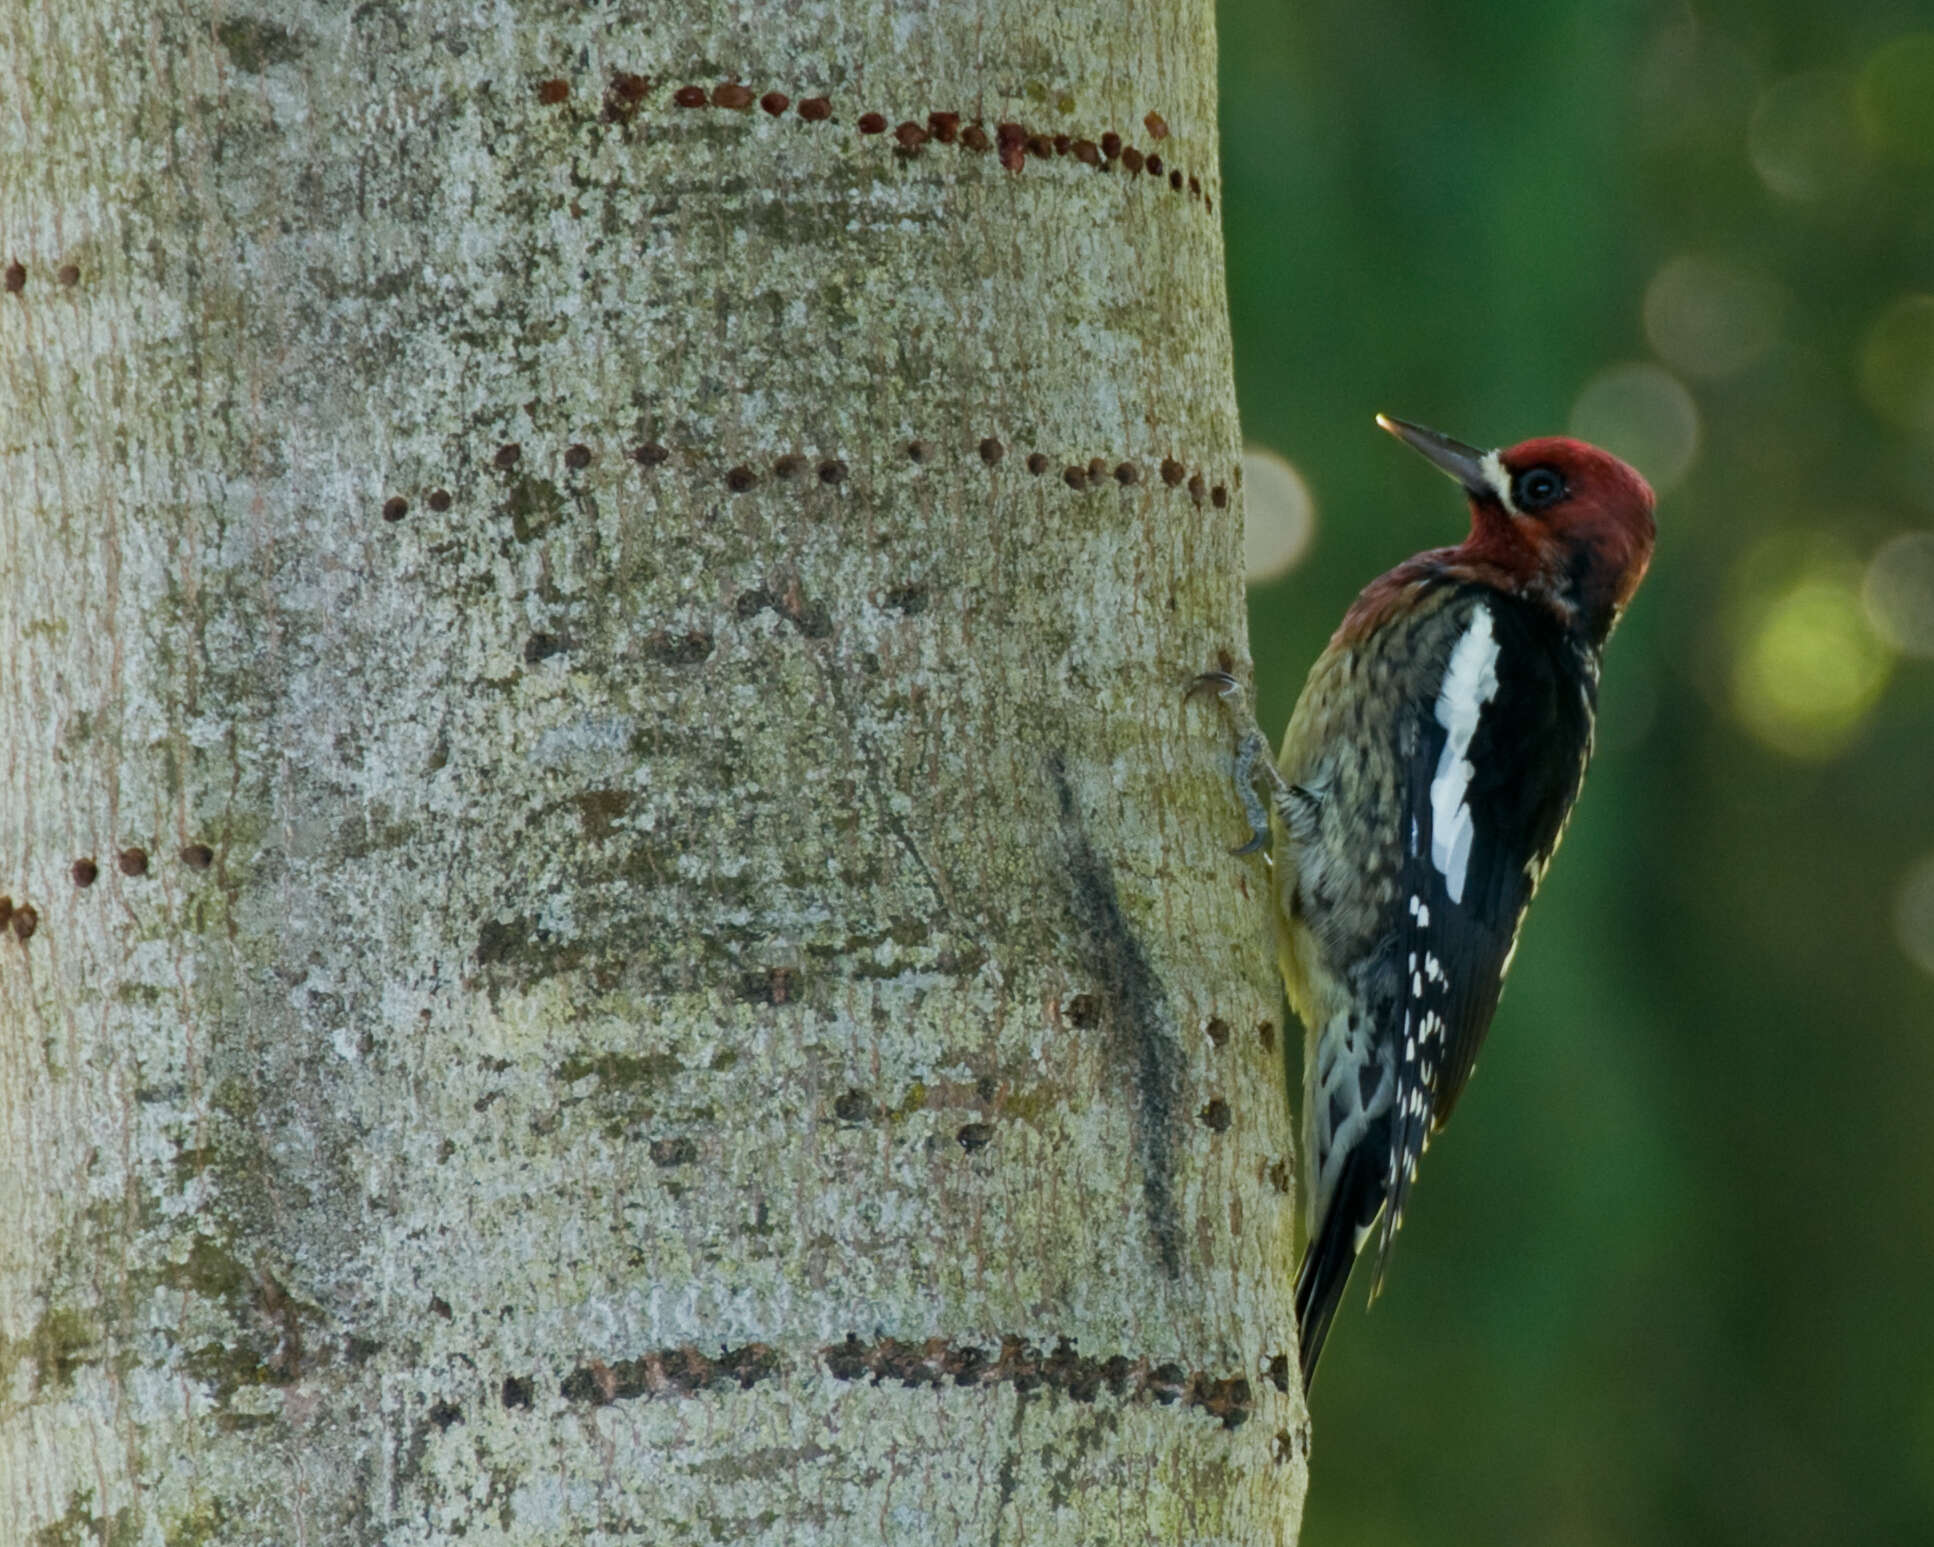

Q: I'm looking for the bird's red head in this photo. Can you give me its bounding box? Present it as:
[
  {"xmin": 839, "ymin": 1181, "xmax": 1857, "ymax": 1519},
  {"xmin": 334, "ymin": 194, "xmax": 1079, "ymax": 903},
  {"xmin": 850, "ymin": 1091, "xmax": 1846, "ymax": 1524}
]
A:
[{"xmin": 1378, "ymin": 416, "xmax": 1657, "ymax": 644}]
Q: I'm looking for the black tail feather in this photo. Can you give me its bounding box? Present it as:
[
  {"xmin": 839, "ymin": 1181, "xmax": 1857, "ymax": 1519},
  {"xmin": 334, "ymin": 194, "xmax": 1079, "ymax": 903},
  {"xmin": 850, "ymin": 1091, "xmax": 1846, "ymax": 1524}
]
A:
[{"xmin": 1293, "ymin": 1144, "xmax": 1387, "ymax": 1388}]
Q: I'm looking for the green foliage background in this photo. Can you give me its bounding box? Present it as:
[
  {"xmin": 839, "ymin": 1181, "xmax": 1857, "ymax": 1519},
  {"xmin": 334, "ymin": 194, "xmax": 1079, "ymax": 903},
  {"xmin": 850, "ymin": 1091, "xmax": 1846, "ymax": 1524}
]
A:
[{"xmin": 1219, "ymin": 2, "xmax": 1934, "ymax": 1541}]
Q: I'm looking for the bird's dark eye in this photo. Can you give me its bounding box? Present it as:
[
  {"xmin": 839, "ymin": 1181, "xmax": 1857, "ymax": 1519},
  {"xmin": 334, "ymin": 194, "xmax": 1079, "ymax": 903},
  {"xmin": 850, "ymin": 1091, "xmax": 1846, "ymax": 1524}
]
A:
[{"xmin": 1511, "ymin": 466, "xmax": 1567, "ymax": 513}]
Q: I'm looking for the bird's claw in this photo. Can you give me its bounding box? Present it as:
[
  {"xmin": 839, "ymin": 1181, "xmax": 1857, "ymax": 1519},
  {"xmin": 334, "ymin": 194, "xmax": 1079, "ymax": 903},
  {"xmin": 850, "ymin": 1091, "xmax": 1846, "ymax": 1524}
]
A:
[
  {"xmin": 1188, "ymin": 666, "xmax": 1285, "ymax": 856},
  {"xmin": 1185, "ymin": 669, "xmax": 1242, "ymax": 705}
]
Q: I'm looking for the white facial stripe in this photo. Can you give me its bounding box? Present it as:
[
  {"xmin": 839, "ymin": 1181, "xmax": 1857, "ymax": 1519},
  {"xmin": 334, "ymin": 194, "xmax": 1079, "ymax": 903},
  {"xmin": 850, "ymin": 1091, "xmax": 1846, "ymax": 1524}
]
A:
[
  {"xmin": 1480, "ymin": 449, "xmax": 1515, "ymax": 513},
  {"xmin": 1429, "ymin": 604, "xmax": 1501, "ymax": 905}
]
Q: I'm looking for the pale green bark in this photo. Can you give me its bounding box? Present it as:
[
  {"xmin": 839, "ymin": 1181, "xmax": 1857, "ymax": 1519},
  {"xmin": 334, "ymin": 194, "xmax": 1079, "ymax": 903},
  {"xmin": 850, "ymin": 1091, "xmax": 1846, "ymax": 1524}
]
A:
[{"xmin": 0, "ymin": 2, "xmax": 1306, "ymax": 1542}]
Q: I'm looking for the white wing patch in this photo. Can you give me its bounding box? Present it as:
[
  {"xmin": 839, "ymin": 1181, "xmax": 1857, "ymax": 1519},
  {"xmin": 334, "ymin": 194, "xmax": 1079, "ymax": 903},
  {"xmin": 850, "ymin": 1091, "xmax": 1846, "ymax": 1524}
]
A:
[{"xmin": 1429, "ymin": 604, "xmax": 1501, "ymax": 904}]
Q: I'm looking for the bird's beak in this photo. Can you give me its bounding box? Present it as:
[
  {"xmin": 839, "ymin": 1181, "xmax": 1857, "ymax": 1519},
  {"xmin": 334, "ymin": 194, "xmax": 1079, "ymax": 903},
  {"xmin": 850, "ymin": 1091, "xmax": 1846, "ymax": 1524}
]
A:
[{"xmin": 1376, "ymin": 414, "xmax": 1492, "ymax": 499}]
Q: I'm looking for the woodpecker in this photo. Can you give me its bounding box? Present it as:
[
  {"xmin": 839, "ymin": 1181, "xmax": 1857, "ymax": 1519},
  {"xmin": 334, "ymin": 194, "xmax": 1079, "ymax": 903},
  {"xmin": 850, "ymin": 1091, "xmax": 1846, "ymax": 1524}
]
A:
[{"xmin": 1196, "ymin": 415, "xmax": 1655, "ymax": 1385}]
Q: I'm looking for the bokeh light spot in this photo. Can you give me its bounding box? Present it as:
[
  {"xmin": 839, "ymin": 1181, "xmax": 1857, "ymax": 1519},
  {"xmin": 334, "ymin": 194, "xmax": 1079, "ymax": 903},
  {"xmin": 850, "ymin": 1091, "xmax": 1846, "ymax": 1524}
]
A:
[
  {"xmin": 1732, "ymin": 550, "xmax": 1892, "ymax": 760},
  {"xmin": 1241, "ymin": 444, "xmax": 1315, "ymax": 583},
  {"xmin": 1859, "ymin": 295, "xmax": 1934, "ymax": 437},
  {"xmin": 1748, "ymin": 72, "xmax": 1864, "ymax": 200},
  {"xmin": 1643, "ymin": 255, "xmax": 1786, "ymax": 379},
  {"xmin": 1894, "ymin": 851, "xmax": 1934, "ymax": 978},
  {"xmin": 1862, "ymin": 532, "xmax": 1934, "ymax": 657},
  {"xmin": 1856, "ymin": 34, "xmax": 1934, "ymax": 165},
  {"xmin": 1569, "ymin": 363, "xmax": 1701, "ymax": 492}
]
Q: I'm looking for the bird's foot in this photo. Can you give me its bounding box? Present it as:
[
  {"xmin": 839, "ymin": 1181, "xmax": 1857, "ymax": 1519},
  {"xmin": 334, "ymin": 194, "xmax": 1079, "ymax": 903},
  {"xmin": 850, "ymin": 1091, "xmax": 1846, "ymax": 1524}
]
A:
[{"xmin": 1186, "ymin": 669, "xmax": 1289, "ymax": 856}]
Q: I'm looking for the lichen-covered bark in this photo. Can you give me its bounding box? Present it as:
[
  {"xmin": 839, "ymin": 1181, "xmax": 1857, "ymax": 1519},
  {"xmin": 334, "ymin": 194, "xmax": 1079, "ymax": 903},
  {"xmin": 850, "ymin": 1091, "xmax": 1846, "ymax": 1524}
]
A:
[{"xmin": 0, "ymin": 2, "xmax": 1306, "ymax": 1542}]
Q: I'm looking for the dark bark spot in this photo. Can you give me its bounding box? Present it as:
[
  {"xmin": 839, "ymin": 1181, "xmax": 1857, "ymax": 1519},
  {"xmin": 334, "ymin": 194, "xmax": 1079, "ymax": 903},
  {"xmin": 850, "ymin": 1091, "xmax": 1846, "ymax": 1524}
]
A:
[
  {"xmin": 1193, "ymin": 1374, "xmax": 1252, "ymax": 1429},
  {"xmin": 824, "ymin": 1334, "xmax": 869, "ymax": 1381},
  {"xmin": 1051, "ymin": 756, "xmax": 1184, "ymax": 1276},
  {"xmin": 943, "ymin": 1344, "xmax": 987, "ymax": 1383},
  {"xmin": 643, "ymin": 629, "xmax": 714, "ymax": 666},
  {"xmin": 737, "ymin": 966, "xmax": 797, "ymax": 1004},
  {"xmin": 717, "ymin": 1343, "xmax": 778, "ymax": 1388},
  {"xmin": 649, "ymin": 1136, "xmax": 698, "ymax": 1168},
  {"xmin": 215, "ymin": 17, "xmax": 303, "ymax": 71},
  {"xmin": 996, "ymin": 122, "xmax": 1026, "ymax": 171}
]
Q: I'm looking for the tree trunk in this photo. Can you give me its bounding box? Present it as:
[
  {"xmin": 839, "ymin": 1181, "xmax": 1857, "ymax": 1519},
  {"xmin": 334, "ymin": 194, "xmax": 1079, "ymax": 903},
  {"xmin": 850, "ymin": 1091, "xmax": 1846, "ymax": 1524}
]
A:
[{"xmin": 0, "ymin": 2, "xmax": 1306, "ymax": 1541}]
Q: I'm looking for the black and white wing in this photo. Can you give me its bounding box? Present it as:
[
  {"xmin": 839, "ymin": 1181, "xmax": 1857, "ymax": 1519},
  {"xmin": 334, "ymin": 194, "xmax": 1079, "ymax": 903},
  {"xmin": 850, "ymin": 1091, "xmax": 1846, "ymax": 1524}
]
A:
[{"xmin": 1376, "ymin": 589, "xmax": 1597, "ymax": 1268}]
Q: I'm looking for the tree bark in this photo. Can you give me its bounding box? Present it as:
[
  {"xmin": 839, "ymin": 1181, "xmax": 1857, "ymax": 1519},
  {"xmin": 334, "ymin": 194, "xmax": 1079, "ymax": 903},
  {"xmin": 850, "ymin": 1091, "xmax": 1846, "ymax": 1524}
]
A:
[{"xmin": 0, "ymin": 2, "xmax": 1306, "ymax": 1541}]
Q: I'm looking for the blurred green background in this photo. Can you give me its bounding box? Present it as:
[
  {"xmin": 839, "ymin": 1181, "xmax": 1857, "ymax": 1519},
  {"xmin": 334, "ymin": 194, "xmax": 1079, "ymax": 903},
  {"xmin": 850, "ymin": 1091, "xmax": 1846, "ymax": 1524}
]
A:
[{"xmin": 1218, "ymin": 2, "xmax": 1934, "ymax": 1542}]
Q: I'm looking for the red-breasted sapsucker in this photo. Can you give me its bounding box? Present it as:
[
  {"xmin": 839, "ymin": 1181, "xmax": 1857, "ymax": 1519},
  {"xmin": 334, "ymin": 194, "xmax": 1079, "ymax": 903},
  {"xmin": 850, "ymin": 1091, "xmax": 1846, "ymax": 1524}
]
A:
[{"xmin": 1198, "ymin": 415, "xmax": 1656, "ymax": 1385}]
